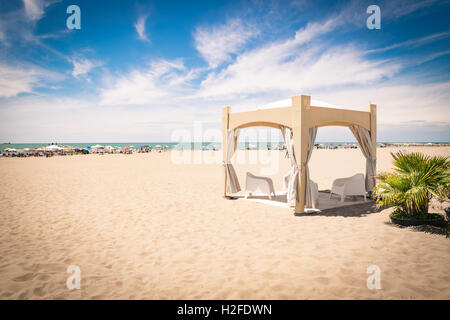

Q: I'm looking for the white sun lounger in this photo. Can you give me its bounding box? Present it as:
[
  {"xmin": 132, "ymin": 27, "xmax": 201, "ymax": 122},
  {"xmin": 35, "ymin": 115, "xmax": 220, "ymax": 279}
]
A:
[
  {"xmin": 245, "ymin": 172, "xmax": 276, "ymax": 200},
  {"xmin": 330, "ymin": 173, "xmax": 367, "ymax": 202}
]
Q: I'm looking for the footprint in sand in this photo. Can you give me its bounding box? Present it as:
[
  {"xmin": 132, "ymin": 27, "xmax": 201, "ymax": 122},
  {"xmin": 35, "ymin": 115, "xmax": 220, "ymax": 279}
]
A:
[
  {"xmin": 37, "ymin": 274, "xmax": 51, "ymax": 281},
  {"xmin": 33, "ymin": 286, "xmax": 46, "ymax": 297},
  {"xmin": 1, "ymin": 291, "xmax": 14, "ymax": 298},
  {"xmin": 13, "ymin": 273, "xmax": 35, "ymax": 282},
  {"xmin": 314, "ymin": 276, "xmax": 331, "ymax": 285},
  {"xmin": 17, "ymin": 289, "xmax": 31, "ymax": 299}
]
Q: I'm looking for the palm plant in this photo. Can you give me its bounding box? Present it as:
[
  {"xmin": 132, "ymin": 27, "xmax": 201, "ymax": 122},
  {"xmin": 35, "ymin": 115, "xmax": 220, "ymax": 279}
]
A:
[{"xmin": 374, "ymin": 151, "xmax": 449, "ymax": 217}]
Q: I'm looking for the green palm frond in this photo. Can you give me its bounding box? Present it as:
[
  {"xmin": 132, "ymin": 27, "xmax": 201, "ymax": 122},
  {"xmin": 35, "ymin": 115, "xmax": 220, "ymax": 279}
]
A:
[
  {"xmin": 374, "ymin": 151, "xmax": 449, "ymax": 217},
  {"xmin": 391, "ymin": 151, "xmax": 429, "ymax": 174}
]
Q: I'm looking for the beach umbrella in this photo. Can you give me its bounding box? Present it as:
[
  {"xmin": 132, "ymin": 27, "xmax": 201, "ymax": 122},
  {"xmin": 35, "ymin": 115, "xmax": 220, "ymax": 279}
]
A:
[{"xmin": 45, "ymin": 145, "xmax": 63, "ymax": 151}]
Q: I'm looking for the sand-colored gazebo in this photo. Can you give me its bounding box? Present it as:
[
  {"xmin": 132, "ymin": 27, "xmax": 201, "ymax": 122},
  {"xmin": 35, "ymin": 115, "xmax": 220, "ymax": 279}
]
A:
[{"xmin": 222, "ymin": 94, "xmax": 377, "ymax": 214}]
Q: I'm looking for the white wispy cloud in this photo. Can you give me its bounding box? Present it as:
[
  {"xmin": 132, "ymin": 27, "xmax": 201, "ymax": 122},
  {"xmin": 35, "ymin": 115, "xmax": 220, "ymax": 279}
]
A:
[
  {"xmin": 99, "ymin": 15, "xmax": 403, "ymax": 107},
  {"xmin": 22, "ymin": 0, "xmax": 60, "ymax": 22},
  {"xmin": 99, "ymin": 59, "xmax": 197, "ymax": 106},
  {"xmin": 294, "ymin": 17, "xmax": 342, "ymax": 43},
  {"xmin": 0, "ymin": 65, "xmax": 39, "ymax": 97},
  {"xmin": 0, "ymin": 1, "xmax": 68, "ymax": 57},
  {"xmin": 195, "ymin": 18, "xmax": 399, "ymax": 100},
  {"xmin": 368, "ymin": 31, "xmax": 450, "ymax": 53},
  {"xmin": 23, "ymin": 0, "xmax": 46, "ymax": 21},
  {"xmin": 194, "ymin": 19, "xmax": 259, "ymax": 68},
  {"xmin": 101, "ymin": 16, "xmax": 351, "ymax": 105},
  {"xmin": 414, "ymin": 50, "xmax": 450, "ymax": 65},
  {"xmin": 134, "ymin": 14, "xmax": 150, "ymax": 42},
  {"xmin": 382, "ymin": 0, "xmax": 439, "ymax": 19},
  {"xmin": 0, "ymin": 63, "xmax": 61, "ymax": 98},
  {"xmin": 71, "ymin": 58, "xmax": 102, "ymax": 78}
]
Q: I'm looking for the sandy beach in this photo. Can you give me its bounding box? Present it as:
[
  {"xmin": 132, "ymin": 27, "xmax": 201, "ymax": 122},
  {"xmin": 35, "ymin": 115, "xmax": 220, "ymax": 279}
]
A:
[{"xmin": 0, "ymin": 146, "xmax": 449, "ymax": 299}]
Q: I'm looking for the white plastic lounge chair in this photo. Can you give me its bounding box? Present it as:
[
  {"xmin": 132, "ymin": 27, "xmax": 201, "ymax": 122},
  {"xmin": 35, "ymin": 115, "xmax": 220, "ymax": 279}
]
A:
[
  {"xmin": 283, "ymin": 172, "xmax": 319, "ymax": 207},
  {"xmin": 245, "ymin": 172, "xmax": 276, "ymax": 200},
  {"xmin": 330, "ymin": 173, "xmax": 367, "ymax": 202}
]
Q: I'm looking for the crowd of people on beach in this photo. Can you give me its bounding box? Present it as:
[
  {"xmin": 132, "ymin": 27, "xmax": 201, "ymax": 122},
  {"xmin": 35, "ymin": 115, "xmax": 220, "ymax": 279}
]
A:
[{"xmin": 0, "ymin": 144, "xmax": 170, "ymax": 158}]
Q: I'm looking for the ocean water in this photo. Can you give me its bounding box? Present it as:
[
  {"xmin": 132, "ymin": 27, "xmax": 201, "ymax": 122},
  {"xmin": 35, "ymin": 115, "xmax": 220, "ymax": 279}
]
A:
[{"xmin": 1, "ymin": 142, "xmax": 448, "ymax": 152}]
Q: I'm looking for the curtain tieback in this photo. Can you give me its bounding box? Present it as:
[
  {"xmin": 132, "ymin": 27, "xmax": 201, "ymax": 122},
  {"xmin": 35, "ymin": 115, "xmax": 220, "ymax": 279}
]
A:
[
  {"xmin": 296, "ymin": 162, "xmax": 307, "ymax": 168},
  {"xmin": 291, "ymin": 162, "xmax": 307, "ymax": 170}
]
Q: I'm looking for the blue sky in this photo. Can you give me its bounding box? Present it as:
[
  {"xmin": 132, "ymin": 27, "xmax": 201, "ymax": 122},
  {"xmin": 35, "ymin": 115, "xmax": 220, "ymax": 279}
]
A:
[{"xmin": 0, "ymin": 0, "xmax": 449, "ymax": 142}]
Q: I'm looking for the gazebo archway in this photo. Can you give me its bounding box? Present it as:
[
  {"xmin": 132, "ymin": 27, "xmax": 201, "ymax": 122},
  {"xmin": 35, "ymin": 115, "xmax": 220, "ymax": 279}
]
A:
[{"xmin": 222, "ymin": 95, "xmax": 377, "ymax": 215}]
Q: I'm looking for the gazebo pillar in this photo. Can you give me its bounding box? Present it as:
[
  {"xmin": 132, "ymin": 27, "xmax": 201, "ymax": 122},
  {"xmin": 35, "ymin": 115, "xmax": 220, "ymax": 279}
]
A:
[
  {"xmin": 292, "ymin": 95, "xmax": 310, "ymax": 215},
  {"xmin": 222, "ymin": 106, "xmax": 230, "ymax": 197}
]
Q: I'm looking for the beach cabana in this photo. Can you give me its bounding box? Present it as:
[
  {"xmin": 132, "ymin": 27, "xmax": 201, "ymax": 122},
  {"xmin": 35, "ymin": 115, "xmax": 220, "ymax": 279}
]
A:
[{"xmin": 222, "ymin": 94, "xmax": 377, "ymax": 214}]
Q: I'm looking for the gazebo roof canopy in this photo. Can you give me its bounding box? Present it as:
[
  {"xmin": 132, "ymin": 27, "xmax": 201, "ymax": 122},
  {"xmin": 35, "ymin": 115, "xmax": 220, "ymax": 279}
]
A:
[
  {"xmin": 226, "ymin": 95, "xmax": 375, "ymax": 132},
  {"xmin": 253, "ymin": 98, "xmax": 340, "ymax": 111}
]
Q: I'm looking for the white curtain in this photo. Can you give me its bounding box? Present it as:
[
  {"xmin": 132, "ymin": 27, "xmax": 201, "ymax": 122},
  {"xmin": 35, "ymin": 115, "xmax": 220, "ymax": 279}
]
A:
[
  {"xmin": 282, "ymin": 127, "xmax": 298, "ymax": 207},
  {"xmin": 349, "ymin": 125, "xmax": 376, "ymax": 193},
  {"xmin": 305, "ymin": 127, "xmax": 318, "ymax": 208},
  {"xmin": 225, "ymin": 129, "xmax": 241, "ymax": 194}
]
